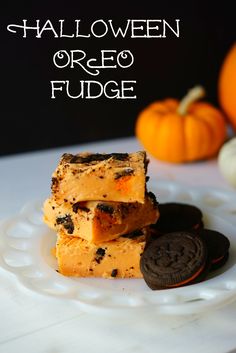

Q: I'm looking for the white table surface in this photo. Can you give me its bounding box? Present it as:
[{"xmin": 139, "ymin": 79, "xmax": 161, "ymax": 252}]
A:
[{"xmin": 1, "ymin": 136, "xmax": 236, "ymax": 353}]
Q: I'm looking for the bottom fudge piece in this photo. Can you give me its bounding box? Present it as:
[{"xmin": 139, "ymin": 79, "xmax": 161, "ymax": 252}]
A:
[{"xmin": 56, "ymin": 229, "xmax": 148, "ymax": 278}]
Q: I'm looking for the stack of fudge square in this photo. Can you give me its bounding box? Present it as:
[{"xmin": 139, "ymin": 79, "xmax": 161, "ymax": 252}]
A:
[{"xmin": 43, "ymin": 151, "xmax": 159, "ymax": 279}]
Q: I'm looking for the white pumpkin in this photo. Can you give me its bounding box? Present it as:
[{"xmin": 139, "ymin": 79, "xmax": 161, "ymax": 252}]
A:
[{"xmin": 218, "ymin": 137, "xmax": 236, "ymax": 188}]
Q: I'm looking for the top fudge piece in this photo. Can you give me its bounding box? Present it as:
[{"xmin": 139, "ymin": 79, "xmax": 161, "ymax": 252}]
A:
[{"xmin": 51, "ymin": 151, "xmax": 148, "ymax": 204}]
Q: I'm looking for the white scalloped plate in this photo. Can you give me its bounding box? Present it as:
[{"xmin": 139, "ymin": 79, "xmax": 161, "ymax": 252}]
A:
[{"xmin": 0, "ymin": 180, "xmax": 236, "ymax": 316}]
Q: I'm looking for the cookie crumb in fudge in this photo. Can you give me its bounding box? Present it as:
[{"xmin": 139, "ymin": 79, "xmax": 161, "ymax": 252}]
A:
[
  {"xmin": 111, "ymin": 269, "xmax": 118, "ymax": 277},
  {"xmin": 114, "ymin": 168, "xmax": 134, "ymax": 180},
  {"xmin": 56, "ymin": 214, "xmax": 74, "ymax": 234},
  {"xmin": 51, "ymin": 177, "xmax": 59, "ymax": 192},
  {"xmin": 122, "ymin": 229, "xmax": 144, "ymax": 239},
  {"xmin": 96, "ymin": 203, "xmax": 114, "ymax": 215},
  {"xmin": 95, "ymin": 247, "xmax": 106, "ymax": 264},
  {"xmin": 72, "ymin": 202, "xmax": 90, "ymax": 213}
]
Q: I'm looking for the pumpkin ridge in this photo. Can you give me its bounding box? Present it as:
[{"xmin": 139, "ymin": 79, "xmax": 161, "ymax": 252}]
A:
[
  {"xmin": 189, "ymin": 113, "xmax": 216, "ymax": 154},
  {"xmin": 192, "ymin": 110, "xmax": 226, "ymax": 154}
]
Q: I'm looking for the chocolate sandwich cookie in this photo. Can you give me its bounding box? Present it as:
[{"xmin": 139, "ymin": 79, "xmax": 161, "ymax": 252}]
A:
[
  {"xmin": 198, "ymin": 229, "xmax": 230, "ymax": 271},
  {"xmin": 153, "ymin": 203, "xmax": 203, "ymax": 233},
  {"xmin": 140, "ymin": 231, "xmax": 208, "ymax": 290}
]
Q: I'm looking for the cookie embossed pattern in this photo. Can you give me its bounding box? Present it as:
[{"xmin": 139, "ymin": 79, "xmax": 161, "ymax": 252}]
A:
[{"xmin": 0, "ymin": 180, "xmax": 236, "ymax": 316}]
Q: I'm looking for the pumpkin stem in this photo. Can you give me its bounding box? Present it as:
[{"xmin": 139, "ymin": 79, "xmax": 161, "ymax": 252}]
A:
[{"xmin": 177, "ymin": 86, "xmax": 206, "ymax": 115}]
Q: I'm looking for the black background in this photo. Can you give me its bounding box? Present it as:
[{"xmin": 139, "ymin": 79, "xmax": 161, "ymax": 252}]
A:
[{"xmin": 1, "ymin": 1, "xmax": 235, "ymax": 156}]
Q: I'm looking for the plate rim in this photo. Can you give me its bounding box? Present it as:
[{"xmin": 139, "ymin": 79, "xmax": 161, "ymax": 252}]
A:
[{"xmin": 1, "ymin": 180, "xmax": 236, "ymax": 316}]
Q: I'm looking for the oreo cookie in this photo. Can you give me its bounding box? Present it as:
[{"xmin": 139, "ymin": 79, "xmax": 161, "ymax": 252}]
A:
[
  {"xmin": 197, "ymin": 229, "xmax": 230, "ymax": 271},
  {"xmin": 153, "ymin": 203, "xmax": 203, "ymax": 233},
  {"xmin": 140, "ymin": 231, "xmax": 208, "ymax": 290}
]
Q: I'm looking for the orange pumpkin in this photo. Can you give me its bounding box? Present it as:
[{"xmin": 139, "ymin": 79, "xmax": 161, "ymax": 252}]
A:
[
  {"xmin": 135, "ymin": 86, "xmax": 227, "ymax": 163},
  {"xmin": 218, "ymin": 43, "xmax": 236, "ymax": 131}
]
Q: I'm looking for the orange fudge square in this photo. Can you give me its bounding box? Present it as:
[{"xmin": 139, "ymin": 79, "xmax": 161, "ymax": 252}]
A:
[
  {"xmin": 56, "ymin": 229, "xmax": 148, "ymax": 278},
  {"xmin": 43, "ymin": 192, "xmax": 159, "ymax": 243},
  {"xmin": 51, "ymin": 151, "xmax": 147, "ymax": 204}
]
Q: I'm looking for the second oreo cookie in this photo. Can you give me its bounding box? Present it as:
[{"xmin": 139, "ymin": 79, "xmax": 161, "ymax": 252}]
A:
[
  {"xmin": 153, "ymin": 203, "xmax": 203, "ymax": 233},
  {"xmin": 140, "ymin": 231, "xmax": 208, "ymax": 290},
  {"xmin": 197, "ymin": 229, "xmax": 230, "ymax": 271}
]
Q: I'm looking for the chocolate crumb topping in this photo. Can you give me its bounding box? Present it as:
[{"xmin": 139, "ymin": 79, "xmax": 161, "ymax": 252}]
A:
[
  {"xmin": 97, "ymin": 203, "xmax": 114, "ymax": 214},
  {"xmin": 148, "ymin": 191, "xmax": 159, "ymax": 208},
  {"xmin": 111, "ymin": 269, "xmax": 118, "ymax": 277},
  {"xmin": 61, "ymin": 153, "xmax": 73, "ymax": 162},
  {"xmin": 114, "ymin": 168, "xmax": 134, "ymax": 180},
  {"xmin": 63, "ymin": 153, "xmax": 129, "ymax": 164},
  {"xmin": 144, "ymin": 156, "xmax": 149, "ymax": 174},
  {"xmin": 72, "ymin": 202, "xmax": 90, "ymax": 213},
  {"xmin": 146, "ymin": 176, "xmax": 150, "ymax": 182},
  {"xmin": 56, "ymin": 214, "xmax": 74, "ymax": 234},
  {"xmin": 51, "ymin": 177, "xmax": 59, "ymax": 192}
]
